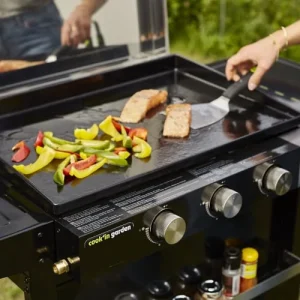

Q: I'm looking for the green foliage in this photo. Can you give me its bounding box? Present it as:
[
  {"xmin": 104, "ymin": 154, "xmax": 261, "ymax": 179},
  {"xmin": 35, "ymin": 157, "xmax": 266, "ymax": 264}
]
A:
[{"xmin": 168, "ymin": 0, "xmax": 300, "ymax": 62}]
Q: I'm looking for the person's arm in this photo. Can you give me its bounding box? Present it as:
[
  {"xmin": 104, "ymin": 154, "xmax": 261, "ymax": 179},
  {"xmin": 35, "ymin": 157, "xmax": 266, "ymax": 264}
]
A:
[
  {"xmin": 79, "ymin": 0, "xmax": 107, "ymax": 16},
  {"xmin": 61, "ymin": 0, "xmax": 108, "ymax": 47},
  {"xmin": 225, "ymin": 20, "xmax": 300, "ymax": 90}
]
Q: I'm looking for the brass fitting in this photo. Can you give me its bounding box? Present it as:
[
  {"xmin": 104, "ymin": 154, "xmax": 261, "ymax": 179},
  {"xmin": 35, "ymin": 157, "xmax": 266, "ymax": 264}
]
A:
[
  {"xmin": 53, "ymin": 260, "xmax": 69, "ymax": 275},
  {"xmin": 53, "ymin": 257, "xmax": 80, "ymax": 275}
]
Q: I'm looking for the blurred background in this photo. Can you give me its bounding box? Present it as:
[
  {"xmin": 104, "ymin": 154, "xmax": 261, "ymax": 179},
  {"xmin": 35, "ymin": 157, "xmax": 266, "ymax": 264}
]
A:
[{"xmin": 1, "ymin": 0, "xmax": 300, "ymax": 299}]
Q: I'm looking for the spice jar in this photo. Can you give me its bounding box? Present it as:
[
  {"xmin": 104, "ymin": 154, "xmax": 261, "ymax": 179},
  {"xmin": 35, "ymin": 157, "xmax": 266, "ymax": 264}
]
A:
[
  {"xmin": 222, "ymin": 247, "xmax": 241, "ymax": 298},
  {"xmin": 240, "ymin": 248, "xmax": 259, "ymax": 293},
  {"xmin": 195, "ymin": 279, "xmax": 225, "ymax": 300}
]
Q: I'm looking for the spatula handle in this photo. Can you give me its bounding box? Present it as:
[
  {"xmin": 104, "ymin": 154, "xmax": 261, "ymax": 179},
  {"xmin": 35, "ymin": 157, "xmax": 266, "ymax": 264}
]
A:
[{"xmin": 222, "ymin": 73, "xmax": 252, "ymax": 99}]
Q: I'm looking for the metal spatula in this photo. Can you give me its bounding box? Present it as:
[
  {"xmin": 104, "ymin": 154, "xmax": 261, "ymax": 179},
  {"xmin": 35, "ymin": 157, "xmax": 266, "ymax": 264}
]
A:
[{"xmin": 191, "ymin": 73, "xmax": 252, "ymax": 129}]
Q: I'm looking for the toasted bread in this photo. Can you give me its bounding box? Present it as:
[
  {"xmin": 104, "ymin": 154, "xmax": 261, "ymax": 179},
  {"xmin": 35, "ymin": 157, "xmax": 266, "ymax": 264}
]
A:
[
  {"xmin": 120, "ymin": 89, "xmax": 168, "ymax": 123},
  {"xmin": 163, "ymin": 103, "xmax": 191, "ymax": 138}
]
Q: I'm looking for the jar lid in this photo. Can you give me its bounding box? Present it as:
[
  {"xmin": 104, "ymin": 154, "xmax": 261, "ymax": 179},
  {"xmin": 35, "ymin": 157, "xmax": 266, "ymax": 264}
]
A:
[
  {"xmin": 242, "ymin": 248, "xmax": 259, "ymax": 262},
  {"xmin": 224, "ymin": 247, "xmax": 241, "ymax": 270},
  {"xmin": 197, "ymin": 279, "xmax": 223, "ymax": 298},
  {"xmin": 172, "ymin": 296, "xmax": 191, "ymax": 300}
]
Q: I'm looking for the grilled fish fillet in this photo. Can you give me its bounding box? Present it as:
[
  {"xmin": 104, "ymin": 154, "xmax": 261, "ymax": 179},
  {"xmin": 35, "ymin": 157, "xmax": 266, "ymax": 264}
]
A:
[
  {"xmin": 163, "ymin": 104, "xmax": 191, "ymax": 138},
  {"xmin": 120, "ymin": 89, "xmax": 168, "ymax": 123}
]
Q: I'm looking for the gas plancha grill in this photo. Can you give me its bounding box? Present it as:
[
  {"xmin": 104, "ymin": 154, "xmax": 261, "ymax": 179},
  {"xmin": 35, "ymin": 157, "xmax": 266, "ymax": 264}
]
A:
[
  {"xmin": 1, "ymin": 55, "xmax": 300, "ymax": 300},
  {"xmin": 0, "ymin": 55, "xmax": 299, "ymax": 216}
]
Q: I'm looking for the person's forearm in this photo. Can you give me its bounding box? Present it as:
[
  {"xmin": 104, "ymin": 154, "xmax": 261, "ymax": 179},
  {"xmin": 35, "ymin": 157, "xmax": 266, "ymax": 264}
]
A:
[
  {"xmin": 79, "ymin": 0, "xmax": 107, "ymax": 15},
  {"xmin": 270, "ymin": 20, "xmax": 300, "ymax": 52}
]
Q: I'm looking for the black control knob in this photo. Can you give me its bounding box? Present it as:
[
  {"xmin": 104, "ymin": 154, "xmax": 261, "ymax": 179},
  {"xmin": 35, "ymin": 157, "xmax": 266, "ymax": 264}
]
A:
[
  {"xmin": 144, "ymin": 207, "xmax": 186, "ymax": 245},
  {"xmin": 178, "ymin": 266, "xmax": 202, "ymax": 284},
  {"xmin": 254, "ymin": 163, "xmax": 292, "ymax": 196},
  {"xmin": 114, "ymin": 293, "xmax": 138, "ymax": 300},
  {"xmin": 202, "ymin": 183, "xmax": 242, "ymax": 218},
  {"xmin": 147, "ymin": 280, "xmax": 172, "ymax": 298}
]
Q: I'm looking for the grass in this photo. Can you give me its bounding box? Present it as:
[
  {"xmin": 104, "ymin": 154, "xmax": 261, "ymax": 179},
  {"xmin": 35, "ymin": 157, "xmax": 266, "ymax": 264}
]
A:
[{"xmin": 0, "ymin": 278, "xmax": 23, "ymax": 300}]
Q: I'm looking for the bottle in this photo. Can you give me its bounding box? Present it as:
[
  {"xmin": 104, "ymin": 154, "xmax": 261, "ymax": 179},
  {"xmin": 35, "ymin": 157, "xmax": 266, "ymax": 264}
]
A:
[
  {"xmin": 195, "ymin": 279, "xmax": 225, "ymax": 300},
  {"xmin": 240, "ymin": 248, "xmax": 259, "ymax": 293},
  {"xmin": 222, "ymin": 247, "xmax": 241, "ymax": 299}
]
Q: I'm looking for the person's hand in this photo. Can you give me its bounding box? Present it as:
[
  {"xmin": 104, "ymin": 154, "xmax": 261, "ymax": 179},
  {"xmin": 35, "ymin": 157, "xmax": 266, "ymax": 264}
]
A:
[
  {"xmin": 225, "ymin": 36, "xmax": 279, "ymax": 91},
  {"xmin": 61, "ymin": 5, "xmax": 92, "ymax": 47}
]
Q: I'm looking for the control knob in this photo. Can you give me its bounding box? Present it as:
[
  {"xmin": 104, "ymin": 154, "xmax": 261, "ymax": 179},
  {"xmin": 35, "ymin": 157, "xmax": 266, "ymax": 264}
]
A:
[
  {"xmin": 253, "ymin": 163, "xmax": 292, "ymax": 196},
  {"xmin": 201, "ymin": 183, "xmax": 243, "ymax": 219},
  {"xmin": 144, "ymin": 207, "xmax": 186, "ymax": 245}
]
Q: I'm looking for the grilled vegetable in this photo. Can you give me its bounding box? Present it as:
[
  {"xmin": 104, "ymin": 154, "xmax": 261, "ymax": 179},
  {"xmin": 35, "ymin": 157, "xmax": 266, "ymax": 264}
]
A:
[
  {"xmin": 44, "ymin": 132, "xmax": 79, "ymax": 145},
  {"xmin": 99, "ymin": 116, "xmax": 123, "ymax": 142},
  {"xmin": 132, "ymin": 136, "xmax": 152, "ymax": 158},
  {"xmin": 104, "ymin": 142, "xmax": 115, "ymax": 152},
  {"xmin": 70, "ymin": 159, "xmax": 107, "ymax": 179},
  {"xmin": 13, "ymin": 146, "xmax": 55, "ymax": 175},
  {"xmin": 12, "ymin": 141, "xmax": 31, "ymax": 163},
  {"xmin": 112, "ymin": 119, "xmax": 130, "ymax": 134},
  {"xmin": 118, "ymin": 151, "xmax": 131, "ymax": 160},
  {"xmin": 43, "ymin": 137, "xmax": 83, "ymax": 153},
  {"xmin": 75, "ymin": 139, "xmax": 110, "ymax": 149},
  {"xmin": 36, "ymin": 146, "xmax": 70, "ymax": 160},
  {"xmin": 74, "ymin": 124, "xmax": 99, "ymax": 140},
  {"xmin": 53, "ymin": 155, "xmax": 74, "ymax": 186},
  {"xmin": 114, "ymin": 147, "xmax": 127, "ymax": 155},
  {"xmin": 34, "ymin": 131, "xmax": 44, "ymax": 148},
  {"xmin": 121, "ymin": 125, "xmax": 132, "ymax": 148},
  {"xmin": 128, "ymin": 128, "xmax": 148, "ymax": 141},
  {"xmin": 83, "ymin": 148, "xmax": 128, "ymax": 167},
  {"xmin": 63, "ymin": 155, "xmax": 97, "ymax": 176}
]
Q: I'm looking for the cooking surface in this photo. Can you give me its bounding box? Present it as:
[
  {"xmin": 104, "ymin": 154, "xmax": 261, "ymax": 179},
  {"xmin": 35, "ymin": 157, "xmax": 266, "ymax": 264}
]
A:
[{"xmin": 0, "ymin": 65, "xmax": 295, "ymax": 214}]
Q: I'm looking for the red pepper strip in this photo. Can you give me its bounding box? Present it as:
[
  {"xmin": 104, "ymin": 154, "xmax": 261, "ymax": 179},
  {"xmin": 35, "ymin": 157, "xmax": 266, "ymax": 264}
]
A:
[
  {"xmin": 63, "ymin": 155, "xmax": 97, "ymax": 176},
  {"xmin": 12, "ymin": 141, "xmax": 31, "ymax": 162},
  {"xmin": 34, "ymin": 131, "xmax": 44, "ymax": 148},
  {"xmin": 114, "ymin": 147, "xmax": 128, "ymax": 155},
  {"xmin": 128, "ymin": 128, "xmax": 148, "ymax": 141},
  {"xmin": 112, "ymin": 119, "xmax": 130, "ymax": 134}
]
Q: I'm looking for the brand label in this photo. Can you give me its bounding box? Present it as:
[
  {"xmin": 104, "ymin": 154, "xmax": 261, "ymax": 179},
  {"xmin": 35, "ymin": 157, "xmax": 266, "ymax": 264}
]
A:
[
  {"xmin": 84, "ymin": 222, "xmax": 134, "ymax": 248},
  {"xmin": 241, "ymin": 263, "xmax": 257, "ymax": 279}
]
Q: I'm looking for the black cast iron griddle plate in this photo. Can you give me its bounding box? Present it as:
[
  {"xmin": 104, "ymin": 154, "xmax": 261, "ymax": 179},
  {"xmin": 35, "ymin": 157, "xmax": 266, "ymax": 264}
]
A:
[{"xmin": 0, "ymin": 66, "xmax": 295, "ymax": 215}]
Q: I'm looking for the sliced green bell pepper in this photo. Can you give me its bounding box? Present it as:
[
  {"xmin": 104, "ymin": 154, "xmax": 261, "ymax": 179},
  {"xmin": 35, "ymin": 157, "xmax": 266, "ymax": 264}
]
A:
[
  {"xmin": 43, "ymin": 137, "xmax": 83, "ymax": 153},
  {"xmin": 82, "ymin": 148, "xmax": 128, "ymax": 167},
  {"xmin": 121, "ymin": 125, "xmax": 132, "ymax": 148},
  {"xmin": 99, "ymin": 116, "xmax": 123, "ymax": 142},
  {"xmin": 69, "ymin": 158, "xmax": 107, "ymax": 179},
  {"xmin": 118, "ymin": 151, "xmax": 131, "ymax": 160},
  {"xmin": 44, "ymin": 132, "xmax": 79, "ymax": 145},
  {"xmin": 36, "ymin": 146, "xmax": 70, "ymax": 159},
  {"xmin": 104, "ymin": 142, "xmax": 115, "ymax": 152},
  {"xmin": 53, "ymin": 155, "xmax": 75, "ymax": 186},
  {"xmin": 13, "ymin": 146, "xmax": 56, "ymax": 175},
  {"xmin": 133, "ymin": 136, "xmax": 152, "ymax": 159},
  {"xmin": 75, "ymin": 139, "xmax": 110, "ymax": 149},
  {"xmin": 74, "ymin": 124, "xmax": 99, "ymax": 140}
]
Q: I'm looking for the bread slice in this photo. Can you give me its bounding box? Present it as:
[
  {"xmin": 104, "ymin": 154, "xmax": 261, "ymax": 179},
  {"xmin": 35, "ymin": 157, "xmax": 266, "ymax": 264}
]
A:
[
  {"xmin": 163, "ymin": 104, "xmax": 191, "ymax": 138},
  {"xmin": 120, "ymin": 89, "xmax": 168, "ymax": 123},
  {"xmin": 0, "ymin": 60, "xmax": 43, "ymax": 73}
]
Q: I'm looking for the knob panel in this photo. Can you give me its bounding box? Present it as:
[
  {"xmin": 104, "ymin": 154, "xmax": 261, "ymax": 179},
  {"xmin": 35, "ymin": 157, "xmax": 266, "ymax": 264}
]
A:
[
  {"xmin": 254, "ymin": 163, "xmax": 292, "ymax": 196},
  {"xmin": 202, "ymin": 183, "xmax": 243, "ymax": 219},
  {"xmin": 144, "ymin": 207, "xmax": 186, "ymax": 245}
]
